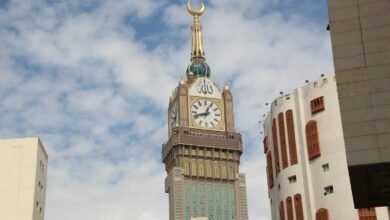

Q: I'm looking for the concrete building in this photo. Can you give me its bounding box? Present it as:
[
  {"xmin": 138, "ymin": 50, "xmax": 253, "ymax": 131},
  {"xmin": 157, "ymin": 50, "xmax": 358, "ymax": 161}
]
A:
[
  {"xmin": 162, "ymin": 1, "xmax": 249, "ymax": 220},
  {"xmin": 327, "ymin": 0, "xmax": 390, "ymax": 208},
  {"xmin": 263, "ymin": 75, "xmax": 389, "ymax": 219},
  {"xmin": 0, "ymin": 137, "xmax": 48, "ymax": 220}
]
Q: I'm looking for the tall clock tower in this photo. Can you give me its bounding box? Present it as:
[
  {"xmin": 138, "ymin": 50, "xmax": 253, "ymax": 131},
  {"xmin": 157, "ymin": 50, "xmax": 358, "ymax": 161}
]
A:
[{"xmin": 162, "ymin": 1, "xmax": 249, "ymax": 220}]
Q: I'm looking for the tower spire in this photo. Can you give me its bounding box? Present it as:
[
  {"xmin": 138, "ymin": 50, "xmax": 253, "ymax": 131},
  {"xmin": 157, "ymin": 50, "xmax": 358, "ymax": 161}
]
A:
[
  {"xmin": 187, "ymin": 0, "xmax": 206, "ymax": 60},
  {"xmin": 186, "ymin": 0, "xmax": 211, "ymax": 78}
]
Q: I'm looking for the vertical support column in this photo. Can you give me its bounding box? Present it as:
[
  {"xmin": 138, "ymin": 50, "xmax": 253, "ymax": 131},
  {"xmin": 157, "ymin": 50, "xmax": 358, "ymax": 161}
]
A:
[
  {"xmin": 237, "ymin": 174, "xmax": 249, "ymax": 220},
  {"xmin": 178, "ymin": 82, "xmax": 189, "ymax": 127},
  {"xmin": 223, "ymin": 88, "xmax": 235, "ymax": 133}
]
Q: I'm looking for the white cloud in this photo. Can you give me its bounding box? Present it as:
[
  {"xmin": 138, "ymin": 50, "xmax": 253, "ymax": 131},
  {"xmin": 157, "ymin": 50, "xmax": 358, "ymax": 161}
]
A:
[{"xmin": 0, "ymin": 0, "xmax": 333, "ymax": 219}]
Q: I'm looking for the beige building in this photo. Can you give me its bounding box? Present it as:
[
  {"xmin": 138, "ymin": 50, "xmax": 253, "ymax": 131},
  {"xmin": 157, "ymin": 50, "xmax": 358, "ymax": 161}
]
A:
[
  {"xmin": 0, "ymin": 137, "xmax": 48, "ymax": 220},
  {"xmin": 263, "ymin": 75, "xmax": 389, "ymax": 220},
  {"xmin": 327, "ymin": 0, "xmax": 390, "ymax": 208},
  {"xmin": 162, "ymin": 1, "xmax": 248, "ymax": 220}
]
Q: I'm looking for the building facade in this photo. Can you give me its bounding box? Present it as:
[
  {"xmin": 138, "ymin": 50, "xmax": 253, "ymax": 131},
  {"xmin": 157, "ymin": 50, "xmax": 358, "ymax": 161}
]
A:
[
  {"xmin": 162, "ymin": 1, "xmax": 249, "ymax": 220},
  {"xmin": 263, "ymin": 75, "xmax": 389, "ymax": 219},
  {"xmin": 0, "ymin": 137, "xmax": 48, "ymax": 220},
  {"xmin": 327, "ymin": 0, "xmax": 390, "ymax": 208}
]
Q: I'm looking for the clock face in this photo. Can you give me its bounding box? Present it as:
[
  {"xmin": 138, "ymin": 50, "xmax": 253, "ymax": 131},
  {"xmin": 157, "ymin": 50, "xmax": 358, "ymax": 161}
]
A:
[
  {"xmin": 191, "ymin": 99, "xmax": 222, "ymax": 129},
  {"xmin": 170, "ymin": 103, "xmax": 178, "ymax": 128}
]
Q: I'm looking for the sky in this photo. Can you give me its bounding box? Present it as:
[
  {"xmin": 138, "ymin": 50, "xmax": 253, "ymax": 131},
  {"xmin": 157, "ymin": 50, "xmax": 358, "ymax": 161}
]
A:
[{"xmin": 0, "ymin": 0, "xmax": 334, "ymax": 219}]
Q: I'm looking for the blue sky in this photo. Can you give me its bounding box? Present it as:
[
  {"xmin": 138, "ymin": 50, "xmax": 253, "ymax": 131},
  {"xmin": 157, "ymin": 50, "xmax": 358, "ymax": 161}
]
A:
[{"xmin": 0, "ymin": 0, "xmax": 334, "ymax": 219}]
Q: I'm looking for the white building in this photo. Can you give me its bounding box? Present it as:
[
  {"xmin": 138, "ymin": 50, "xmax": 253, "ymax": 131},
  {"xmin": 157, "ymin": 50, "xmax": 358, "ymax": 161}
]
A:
[
  {"xmin": 262, "ymin": 75, "xmax": 389, "ymax": 220},
  {"xmin": 0, "ymin": 137, "xmax": 48, "ymax": 220}
]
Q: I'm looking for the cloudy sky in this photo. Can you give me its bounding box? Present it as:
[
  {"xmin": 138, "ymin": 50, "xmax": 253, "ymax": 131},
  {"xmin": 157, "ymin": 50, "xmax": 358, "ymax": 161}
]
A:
[{"xmin": 0, "ymin": 0, "xmax": 334, "ymax": 219}]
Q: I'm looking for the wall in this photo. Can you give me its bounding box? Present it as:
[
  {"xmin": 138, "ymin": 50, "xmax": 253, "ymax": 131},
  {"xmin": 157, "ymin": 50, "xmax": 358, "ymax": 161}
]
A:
[
  {"xmin": 328, "ymin": 0, "xmax": 390, "ymax": 208},
  {"xmin": 0, "ymin": 137, "xmax": 48, "ymax": 220}
]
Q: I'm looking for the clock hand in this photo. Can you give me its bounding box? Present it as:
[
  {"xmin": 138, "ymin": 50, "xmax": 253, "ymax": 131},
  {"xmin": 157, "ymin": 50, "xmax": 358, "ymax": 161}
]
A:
[
  {"xmin": 194, "ymin": 111, "xmax": 210, "ymax": 119},
  {"xmin": 205, "ymin": 106, "xmax": 210, "ymax": 113}
]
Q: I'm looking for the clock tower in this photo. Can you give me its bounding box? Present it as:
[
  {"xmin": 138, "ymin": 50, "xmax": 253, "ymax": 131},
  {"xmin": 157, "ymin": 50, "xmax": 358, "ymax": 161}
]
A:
[{"xmin": 162, "ymin": 1, "xmax": 249, "ymax": 220}]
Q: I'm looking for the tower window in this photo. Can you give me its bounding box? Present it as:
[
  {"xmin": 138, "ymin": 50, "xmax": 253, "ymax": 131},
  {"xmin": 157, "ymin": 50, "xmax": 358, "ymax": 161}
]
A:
[
  {"xmin": 272, "ymin": 119, "xmax": 281, "ymax": 174},
  {"xmin": 358, "ymin": 208, "xmax": 377, "ymax": 220},
  {"xmin": 286, "ymin": 197, "xmax": 294, "ymax": 220},
  {"xmin": 288, "ymin": 175, "xmax": 297, "ymax": 184},
  {"xmin": 294, "ymin": 194, "xmax": 304, "ymax": 220},
  {"xmin": 214, "ymin": 165, "xmax": 220, "ymax": 178},
  {"xmin": 306, "ymin": 120, "xmax": 321, "ymax": 160},
  {"xmin": 206, "ymin": 164, "xmax": 212, "ymax": 177},
  {"xmin": 280, "ymin": 201, "xmax": 286, "ymax": 220},
  {"xmin": 322, "ymin": 163, "xmax": 330, "ymax": 172},
  {"xmin": 316, "ymin": 208, "xmax": 329, "ymax": 220},
  {"xmin": 191, "ymin": 161, "xmax": 197, "ymax": 176},
  {"xmin": 311, "ymin": 96, "xmax": 325, "ymax": 114},
  {"xmin": 324, "ymin": 185, "xmax": 334, "ymax": 195},
  {"xmin": 278, "ymin": 113, "xmax": 289, "ymax": 169},
  {"xmin": 266, "ymin": 152, "xmax": 274, "ymax": 189},
  {"xmin": 199, "ymin": 164, "xmax": 204, "ymax": 176},
  {"xmin": 286, "ymin": 110, "xmax": 298, "ymax": 165},
  {"xmin": 184, "ymin": 162, "xmax": 190, "ymax": 175},
  {"xmin": 263, "ymin": 136, "xmax": 269, "ymax": 154}
]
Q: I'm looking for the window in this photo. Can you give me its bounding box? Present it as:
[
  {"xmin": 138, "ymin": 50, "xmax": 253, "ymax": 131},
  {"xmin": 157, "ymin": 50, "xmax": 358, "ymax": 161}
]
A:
[
  {"xmin": 286, "ymin": 110, "xmax": 298, "ymax": 165},
  {"xmin": 358, "ymin": 208, "xmax": 377, "ymax": 220},
  {"xmin": 229, "ymin": 165, "xmax": 235, "ymax": 179},
  {"xmin": 221, "ymin": 166, "xmax": 227, "ymax": 179},
  {"xmin": 278, "ymin": 113, "xmax": 289, "ymax": 169},
  {"xmin": 311, "ymin": 96, "xmax": 325, "ymax": 114},
  {"xmin": 306, "ymin": 120, "xmax": 321, "ymax": 160},
  {"xmin": 324, "ymin": 185, "xmax": 334, "ymax": 195},
  {"xmin": 199, "ymin": 164, "xmax": 204, "ymax": 176},
  {"xmin": 184, "ymin": 162, "xmax": 190, "ymax": 175},
  {"xmin": 294, "ymin": 194, "xmax": 304, "ymax": 220},
  {"xmin": 206, "ymin": 164, "xmax": 212, "ymax": 177},
  {"xmin": 316, "ymin": 208, "xmax": 329, "ymax": 220},
  {"xmin": 286, "ymin": 197, "xmax": 294, "ymax": 220},
  {"xmin": 191, "ymin": 160, "xmax": 197, "ymax": 176},
  {"xmin": 280, "ymin": 201, "xmax": 286, "ymax": 220},
  {"xmin": 322, "ymin": 163, "xmax": 330, "ymax": 172},
  {"xmin": 288, "ymin": 175, "xmax": 297, "ymax": 184},
  {"xmin": 214, "ymin": 165, "xmax": 220, "ymax": 178},
  {"xmin": 263, "ymin": 136, "xmax": 269, "ymax": 154},
  {"xmin": 39, "ymin": 160, "xmax": 45, "ymax": 172},
  {"xmin": 266, "ymin": 152, "xmax": 274, "ymax": 189},
  {"xmin": 272, "ymin": 119, "xmax": 281, "ymax": 174}
]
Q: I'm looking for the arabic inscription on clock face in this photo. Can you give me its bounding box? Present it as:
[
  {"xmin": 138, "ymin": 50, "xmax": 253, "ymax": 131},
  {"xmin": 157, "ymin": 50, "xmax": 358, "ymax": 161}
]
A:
[{"xmin": 188, "ymin": 78, "xmax": 222, "ymax": 99}]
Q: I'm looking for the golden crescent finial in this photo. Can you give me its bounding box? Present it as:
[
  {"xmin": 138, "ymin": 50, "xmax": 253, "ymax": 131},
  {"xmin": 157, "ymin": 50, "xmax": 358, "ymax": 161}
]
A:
[{"xmin": 186, "ymin": 0, "xmax": 205, "ymax": 17}]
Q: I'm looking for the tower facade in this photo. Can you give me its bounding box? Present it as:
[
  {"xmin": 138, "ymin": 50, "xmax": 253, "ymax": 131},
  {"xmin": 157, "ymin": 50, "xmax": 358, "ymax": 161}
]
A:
[
  {"xmin": 0, "ymin": 137, "xmax": 48, "ymax": 220},
  {"xmin": 262, "ymin": 75, "xmax": 389, "ymax": 220},
  {"xmin": 162, "ymin": 2, "xmax": 249, "ymax": 220}
]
